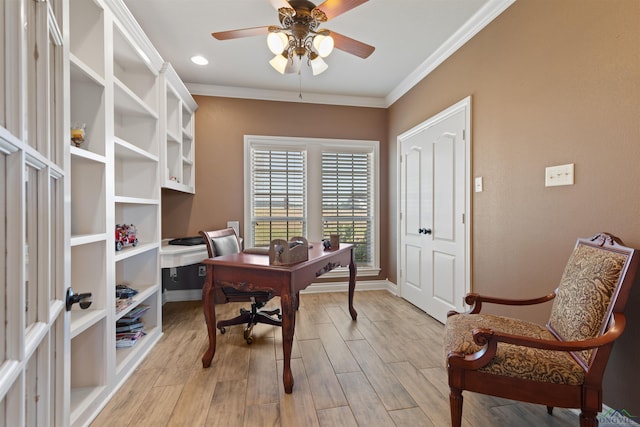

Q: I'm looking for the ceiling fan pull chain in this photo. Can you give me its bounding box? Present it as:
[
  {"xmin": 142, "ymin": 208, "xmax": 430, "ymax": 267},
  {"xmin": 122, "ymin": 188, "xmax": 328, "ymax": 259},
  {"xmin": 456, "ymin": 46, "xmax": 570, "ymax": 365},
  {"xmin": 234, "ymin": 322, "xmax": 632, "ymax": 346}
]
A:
[{"xmin": 299, "ymin": 71, "xmax": 303, "ymax": 99}]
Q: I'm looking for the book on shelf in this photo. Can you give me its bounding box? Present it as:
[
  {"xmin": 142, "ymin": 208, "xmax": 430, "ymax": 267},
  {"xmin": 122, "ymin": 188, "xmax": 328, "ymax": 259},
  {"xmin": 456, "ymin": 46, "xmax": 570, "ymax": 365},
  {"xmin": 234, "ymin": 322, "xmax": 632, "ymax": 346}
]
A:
[
  {"xmin": 115, "ymin": 322, "xmax": 144, "ymax": 333},
  {"xmin": 118, "ymin": 304, "xmax": 150, "ymax": 323},
  {"xmin": 116, "ymin": 297, "xmax": 133, "ymax": 313},
  {"xmin": 116, "ymin": 330, "xmax": 145, "ymax": 348}
]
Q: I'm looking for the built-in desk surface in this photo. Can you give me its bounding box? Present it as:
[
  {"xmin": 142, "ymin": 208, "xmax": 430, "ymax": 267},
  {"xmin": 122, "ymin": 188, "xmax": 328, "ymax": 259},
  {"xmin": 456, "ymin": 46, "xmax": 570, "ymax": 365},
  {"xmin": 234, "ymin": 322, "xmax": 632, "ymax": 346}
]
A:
[{"xmin": 160, "ymin": 239, "xmax": 208, "ymax": 269}]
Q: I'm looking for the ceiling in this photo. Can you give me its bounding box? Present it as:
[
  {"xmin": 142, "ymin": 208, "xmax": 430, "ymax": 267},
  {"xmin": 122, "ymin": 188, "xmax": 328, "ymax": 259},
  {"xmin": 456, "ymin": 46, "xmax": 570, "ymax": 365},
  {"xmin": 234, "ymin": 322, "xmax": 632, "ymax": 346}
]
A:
[{"xmin": 122, "ymin": 0, "xmax": 514, "ymax": 107}]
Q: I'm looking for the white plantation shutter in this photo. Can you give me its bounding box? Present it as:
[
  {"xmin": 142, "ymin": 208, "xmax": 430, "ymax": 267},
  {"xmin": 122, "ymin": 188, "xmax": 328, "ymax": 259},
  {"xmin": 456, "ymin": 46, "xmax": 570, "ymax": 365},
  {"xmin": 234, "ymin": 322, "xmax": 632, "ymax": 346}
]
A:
[
  {"xmin": 250, "ymin": 148, "xmax": 306, "ymax": 247},
  {"xmin": 322, "ymin": 151, "xmax": 373, "ymax": 266}
]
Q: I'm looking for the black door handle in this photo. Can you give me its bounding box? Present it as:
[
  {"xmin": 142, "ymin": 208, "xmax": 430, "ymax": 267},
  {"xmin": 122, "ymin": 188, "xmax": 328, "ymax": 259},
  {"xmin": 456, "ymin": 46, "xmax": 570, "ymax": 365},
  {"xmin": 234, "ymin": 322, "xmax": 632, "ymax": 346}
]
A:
[
  {"xmin": 418, "ymin": 228, "xmax": 432, "ymax": 235},
  {"xmin": 66, "ymin": 287, "xmax": 93, "ymax": 311}
]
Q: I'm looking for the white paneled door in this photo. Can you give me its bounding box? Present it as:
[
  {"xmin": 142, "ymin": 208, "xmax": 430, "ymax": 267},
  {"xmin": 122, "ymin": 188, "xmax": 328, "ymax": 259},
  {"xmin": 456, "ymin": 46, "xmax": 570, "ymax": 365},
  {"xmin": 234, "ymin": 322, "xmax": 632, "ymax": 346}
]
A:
[{"xmin": 399, "ymin": 98, "xmax": 471, "ymax": 324}]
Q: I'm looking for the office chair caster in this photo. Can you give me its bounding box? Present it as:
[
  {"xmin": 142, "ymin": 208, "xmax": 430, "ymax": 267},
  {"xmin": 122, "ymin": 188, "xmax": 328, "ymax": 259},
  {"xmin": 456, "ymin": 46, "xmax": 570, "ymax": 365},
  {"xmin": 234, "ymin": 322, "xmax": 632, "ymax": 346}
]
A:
[
  {"xmin": 244, "ymin": 325, "xmax": 254, "ymax": 344},
  {"xmin": 219, "ymin": 327, "xmax": 226, "ymax": 334}
]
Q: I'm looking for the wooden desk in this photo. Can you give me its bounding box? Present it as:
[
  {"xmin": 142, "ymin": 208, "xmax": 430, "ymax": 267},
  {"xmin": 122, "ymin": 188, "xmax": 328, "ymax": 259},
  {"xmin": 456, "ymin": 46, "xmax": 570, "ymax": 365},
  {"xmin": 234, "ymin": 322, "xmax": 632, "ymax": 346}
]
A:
[{"xmin": 201, "ymin": 243, "xmax": 357, "ymax": 393}]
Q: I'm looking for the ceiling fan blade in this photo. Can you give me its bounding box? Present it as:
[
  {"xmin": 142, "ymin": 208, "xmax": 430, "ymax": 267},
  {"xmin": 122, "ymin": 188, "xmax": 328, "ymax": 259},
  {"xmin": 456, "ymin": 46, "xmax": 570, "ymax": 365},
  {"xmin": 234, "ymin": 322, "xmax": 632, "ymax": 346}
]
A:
[
  {"xmin": 212, "ymin": 26, "xmax": 271, "ymax": 40},
  {"xmin": 269, "ymin": 0, "xmax": 292, "ymax": 10},
  {"xmin": 314, "ymin": 0, "xmax": 368, "ymax": 20},
  {"xmin": 329, "ymin": 31, "xmax": 374, "ymax": 59}
]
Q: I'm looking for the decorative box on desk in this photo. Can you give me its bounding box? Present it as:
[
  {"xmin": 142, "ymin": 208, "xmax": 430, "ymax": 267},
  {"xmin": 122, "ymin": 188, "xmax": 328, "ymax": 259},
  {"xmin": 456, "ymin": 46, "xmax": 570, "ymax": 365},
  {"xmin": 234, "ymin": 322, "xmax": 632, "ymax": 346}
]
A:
[{"xmin": 269, "ymin": 236, "xmax": 309, "ymax": 265}]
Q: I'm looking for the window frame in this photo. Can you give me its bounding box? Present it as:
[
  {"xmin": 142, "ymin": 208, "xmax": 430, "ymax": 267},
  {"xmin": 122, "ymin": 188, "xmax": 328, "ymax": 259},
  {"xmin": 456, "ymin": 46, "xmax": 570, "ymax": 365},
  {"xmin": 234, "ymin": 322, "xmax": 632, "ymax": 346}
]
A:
[{"xmin": 244, "ymin": 135, "xmax": 380, "ymax": 277}]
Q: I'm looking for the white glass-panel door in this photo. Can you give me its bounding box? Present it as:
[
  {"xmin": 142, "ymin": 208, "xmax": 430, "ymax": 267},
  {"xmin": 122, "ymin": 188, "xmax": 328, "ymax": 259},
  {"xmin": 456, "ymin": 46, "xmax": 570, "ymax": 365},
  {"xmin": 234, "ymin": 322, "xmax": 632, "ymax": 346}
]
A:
[{"xmin": 0, "ymin": 0, "xmax": 68, "ymax": 426}]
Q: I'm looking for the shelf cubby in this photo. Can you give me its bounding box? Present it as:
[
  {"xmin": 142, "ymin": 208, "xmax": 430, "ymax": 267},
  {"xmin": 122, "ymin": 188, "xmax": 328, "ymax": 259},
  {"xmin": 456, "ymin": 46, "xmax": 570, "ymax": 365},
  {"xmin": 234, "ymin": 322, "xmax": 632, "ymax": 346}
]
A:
[
  {"xmin": 70, "ymin": 157, "xmax": 106, "ymax": 237},
  {"xmin": 166, "ymin": 86, "xmax": 180, "ymax": 138},
  {"xmin": 112, "ymin": 24, "xmax": 158, "ymax": 113},
  {"xmin": 114, "ymin": 202, "xmax": 159, "ymax": 246},
  {"xmin": 69, "ymin": 0, "xmax": 105, "ymax": 79},
  {"xmin": 70, "ymin": 319, "xmax": 108, "ymax": 424},
  {"xmin": 71, "ymin": 240, "xmax": 107, "ymax": 313},
  {"xmin": 113, "ymin": 97, "xmax": 159, "ymax": 156},
  {"xmin": 114, "ymin": 151, "xmax": 159, "ymax": 199},
  {"xmin": 70, "ymin": 61, "xmax": 106, "ymax": 157},
  {"xmin": 115, "ymin": 246, "xmax": 158, "ymax": 294},
  {"xmin": 115, "ymin": 291, "xmax": 160, "ymax": 373}
]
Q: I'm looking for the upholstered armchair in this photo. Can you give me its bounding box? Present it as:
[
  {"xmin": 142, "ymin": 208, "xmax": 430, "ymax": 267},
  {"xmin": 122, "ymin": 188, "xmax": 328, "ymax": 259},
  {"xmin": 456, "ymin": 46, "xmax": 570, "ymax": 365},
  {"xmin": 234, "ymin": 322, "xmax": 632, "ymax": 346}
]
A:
[{"xmin": 445, "ymin": 233, "xmax": 639, "ymax": 427}]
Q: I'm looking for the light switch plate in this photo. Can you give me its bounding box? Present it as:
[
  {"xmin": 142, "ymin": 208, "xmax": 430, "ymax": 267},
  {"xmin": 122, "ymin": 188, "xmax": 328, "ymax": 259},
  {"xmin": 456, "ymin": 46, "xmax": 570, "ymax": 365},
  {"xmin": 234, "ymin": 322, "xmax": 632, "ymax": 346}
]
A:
[
  {"xmin": 545, "ymin": 163, "xmax": 574, "ymax": 187},
  {"xmin": 474, "ymin": 176, "xmax": 483, "ymax": 192},
  {"xmin": 227, "ymin": 220, "xmax": 240, "ymax": 236}
]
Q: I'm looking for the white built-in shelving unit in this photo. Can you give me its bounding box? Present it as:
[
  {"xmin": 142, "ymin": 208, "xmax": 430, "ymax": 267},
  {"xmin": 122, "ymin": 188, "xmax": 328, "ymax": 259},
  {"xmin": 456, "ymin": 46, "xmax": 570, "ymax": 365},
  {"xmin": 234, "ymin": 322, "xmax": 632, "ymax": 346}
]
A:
[
  {"xmin": 161, "ymin": 63, "xmax": 197, "ymax": 193},
  {"xmin": 67, "ymin": 0, "xmax": 193, "ymax": 424}
]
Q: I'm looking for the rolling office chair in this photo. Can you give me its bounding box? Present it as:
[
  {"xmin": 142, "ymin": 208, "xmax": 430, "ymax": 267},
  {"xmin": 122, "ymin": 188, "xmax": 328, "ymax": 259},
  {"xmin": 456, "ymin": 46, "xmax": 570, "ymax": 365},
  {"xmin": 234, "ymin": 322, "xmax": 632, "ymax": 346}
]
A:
[{"xmin": 199, "ymin": 228, "xmax": 282, "ymax": 344}]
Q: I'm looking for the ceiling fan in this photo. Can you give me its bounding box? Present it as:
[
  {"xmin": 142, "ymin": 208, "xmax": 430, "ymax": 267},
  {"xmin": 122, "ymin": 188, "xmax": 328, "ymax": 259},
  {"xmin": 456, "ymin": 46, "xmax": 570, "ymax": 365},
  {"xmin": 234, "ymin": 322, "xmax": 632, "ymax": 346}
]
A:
[{"xmin": 212, "ymin": 0, "xmax": 375, "ymax": 75}]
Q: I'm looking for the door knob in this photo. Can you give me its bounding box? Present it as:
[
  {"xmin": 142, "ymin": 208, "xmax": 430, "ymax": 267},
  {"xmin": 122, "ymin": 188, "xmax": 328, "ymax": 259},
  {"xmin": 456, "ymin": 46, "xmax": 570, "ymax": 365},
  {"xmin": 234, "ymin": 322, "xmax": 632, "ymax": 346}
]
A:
[
  {"xmin": 65, "ymin": 287, "xmax": 93, "ymax": 311},
  {"xmin": 418, "ymin": 228, "xmax": 432, "ymax": 235}
]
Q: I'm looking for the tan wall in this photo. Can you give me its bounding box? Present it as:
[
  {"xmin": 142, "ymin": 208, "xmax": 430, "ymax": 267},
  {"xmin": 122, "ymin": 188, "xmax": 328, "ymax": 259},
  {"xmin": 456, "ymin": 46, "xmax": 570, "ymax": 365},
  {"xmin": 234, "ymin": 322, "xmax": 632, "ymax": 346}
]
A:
[
  {"xmin": 387, "ymin": 0, "xmax": 640, "ymax": 414},
  {"xmin": 162, "ymin": 97, "xmax": 389, "ymax": 280}
]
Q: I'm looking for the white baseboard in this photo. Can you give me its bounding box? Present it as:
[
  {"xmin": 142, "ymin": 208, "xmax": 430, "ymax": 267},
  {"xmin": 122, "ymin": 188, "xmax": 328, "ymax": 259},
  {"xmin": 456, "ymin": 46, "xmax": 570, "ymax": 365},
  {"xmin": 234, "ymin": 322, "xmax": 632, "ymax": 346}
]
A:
[
  {"xmin": 301, "ymin": 279, "xmax": 396, "ymax": 294},
  {"xmin": 162, "ymin": 279, "xmax": 397, "ymax": 303},
  {"xmin": 162, "ymin": 289, "xmax": 202, "ymax": 303}
]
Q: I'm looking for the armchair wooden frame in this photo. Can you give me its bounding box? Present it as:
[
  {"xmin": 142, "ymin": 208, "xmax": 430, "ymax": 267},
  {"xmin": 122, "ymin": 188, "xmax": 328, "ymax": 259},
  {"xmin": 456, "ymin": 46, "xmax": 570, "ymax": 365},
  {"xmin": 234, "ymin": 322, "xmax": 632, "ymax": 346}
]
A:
[{"xmin": 445, "ymin": 233, "xmax": 639, "ymax": 427}]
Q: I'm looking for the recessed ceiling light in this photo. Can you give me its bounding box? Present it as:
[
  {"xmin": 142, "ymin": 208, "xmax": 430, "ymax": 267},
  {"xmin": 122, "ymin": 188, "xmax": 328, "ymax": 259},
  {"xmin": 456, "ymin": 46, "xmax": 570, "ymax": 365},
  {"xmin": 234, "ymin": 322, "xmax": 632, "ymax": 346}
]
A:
[{"xmin": 190, "ymin": 55, "xmax": 208, "ymax": 66}]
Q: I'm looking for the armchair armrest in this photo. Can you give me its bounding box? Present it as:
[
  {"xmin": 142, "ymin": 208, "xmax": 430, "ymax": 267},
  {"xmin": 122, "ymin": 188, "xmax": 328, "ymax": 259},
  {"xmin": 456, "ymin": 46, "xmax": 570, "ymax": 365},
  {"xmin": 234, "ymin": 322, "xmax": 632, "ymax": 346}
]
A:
[
  {"xmin": 447, "ymin": 312, "xmax": 626, "ymax": 370},
  {"xmin": 447, "ymin": 291, "xmax": 557, "ymax": 317}
]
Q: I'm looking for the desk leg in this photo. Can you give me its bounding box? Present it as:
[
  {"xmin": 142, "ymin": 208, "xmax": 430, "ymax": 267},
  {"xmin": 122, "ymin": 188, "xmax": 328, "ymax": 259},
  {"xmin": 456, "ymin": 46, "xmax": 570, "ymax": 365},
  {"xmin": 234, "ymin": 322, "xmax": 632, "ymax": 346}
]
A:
[
  {"xmin": 281, "ymin": 292, "xmax": 296, "ymax": 393},
  {"xmin": 348, "ymin": 249, "xmax": 358, "ymax": 320},
  {"xmin": 201, "ymin": 267, "xmax": 217, "ymax": 368}
]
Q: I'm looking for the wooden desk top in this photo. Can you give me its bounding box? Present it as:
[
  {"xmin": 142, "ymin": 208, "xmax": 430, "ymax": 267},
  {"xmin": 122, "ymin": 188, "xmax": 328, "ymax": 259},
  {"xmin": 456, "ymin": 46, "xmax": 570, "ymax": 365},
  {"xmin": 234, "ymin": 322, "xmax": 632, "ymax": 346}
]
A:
[{"xmin": 201, "ymin": 242, "xmax": 354, "ymax": 272}]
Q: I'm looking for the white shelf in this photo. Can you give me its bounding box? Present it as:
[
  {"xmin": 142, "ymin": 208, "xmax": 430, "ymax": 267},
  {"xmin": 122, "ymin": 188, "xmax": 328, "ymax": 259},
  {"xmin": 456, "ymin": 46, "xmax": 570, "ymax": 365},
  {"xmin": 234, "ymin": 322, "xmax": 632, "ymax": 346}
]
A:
[
  {"xmin": 114, "ymin": 195, "xmax": 159, "ymax": 205},
  {"xmin": 114, "ymin": 77, "xmax": 158, "ymax": 119},
  {"xmin": 70, "ymin": 53, "xmax": 106, "ymax": 88},
  {"xmin": 114, "ymin": 241, "xmax": 159, "ymax": 262},
  {"xmin": 70, "ymin": 309, "xmax": 108, "ymax": 339},
  {"xmin": 70, "ymin": 145, "xmax": 107, "ymax": 164},
  {"xmin": 163, "ymin": 179, "xmax": 194, "ymax": 194},
  {"xmin": 70, "ymin": 232, "xmax": 107, "ymax": 247},
  {"xmin": 114, "ymin": 137, "xmax": 159, "ymax": 162},
  {"xmin": 70, "ymin": 386, "xmax": 107, "ymax": 426},
  {"xmin": 115, "ymin": 284, "xmax": 158, "ymax": 321},
  {"xmin": 167, "ymin": 129, "xmax": 180, "ymax": 143}
]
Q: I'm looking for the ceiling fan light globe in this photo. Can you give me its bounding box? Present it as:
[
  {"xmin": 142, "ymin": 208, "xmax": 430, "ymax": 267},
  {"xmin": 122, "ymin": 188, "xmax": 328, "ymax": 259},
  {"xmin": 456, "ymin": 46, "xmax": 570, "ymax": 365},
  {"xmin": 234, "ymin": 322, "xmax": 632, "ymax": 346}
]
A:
[
  {"xmin": 310, "ymin": 56, "xmax": 328, "ymax": 75},
  {"xmin": 313, "ymin": 34, "xmax": 334, "ymax": 58},
  {"xmin": 269, "ymin": 54, "xmax": 289, "ymax": 74},
  {"xmin": 267, "ymin": 32, "xmax": 288, "ymax": 55}
]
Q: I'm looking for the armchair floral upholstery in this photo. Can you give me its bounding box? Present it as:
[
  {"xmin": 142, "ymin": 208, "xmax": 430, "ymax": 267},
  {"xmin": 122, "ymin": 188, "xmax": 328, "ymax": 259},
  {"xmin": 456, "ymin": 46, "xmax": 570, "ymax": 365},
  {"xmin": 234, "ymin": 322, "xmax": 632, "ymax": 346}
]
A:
[{"xmin": 445, "ymin": 233, "xmax": 639, "ymax": 427}]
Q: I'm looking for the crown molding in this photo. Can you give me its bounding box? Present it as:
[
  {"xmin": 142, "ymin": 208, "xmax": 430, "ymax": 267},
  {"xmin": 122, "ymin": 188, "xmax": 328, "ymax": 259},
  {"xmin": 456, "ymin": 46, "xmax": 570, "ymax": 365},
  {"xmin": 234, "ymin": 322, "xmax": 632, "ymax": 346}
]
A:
[
  {"xmin": 186, "ymin": 83, "xmax": 387, "ymax": 108},
  {"xmin": 385, "ymin": 0, "xmax": 516, "ymax": 107}
]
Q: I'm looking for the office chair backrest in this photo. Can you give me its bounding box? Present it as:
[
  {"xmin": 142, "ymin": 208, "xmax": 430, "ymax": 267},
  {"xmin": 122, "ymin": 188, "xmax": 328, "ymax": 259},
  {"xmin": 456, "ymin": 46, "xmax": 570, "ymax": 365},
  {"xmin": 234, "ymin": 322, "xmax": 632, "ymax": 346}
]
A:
[{"xmin": 200, "ymin": 228, "xmax": 241, "ymax": 258}]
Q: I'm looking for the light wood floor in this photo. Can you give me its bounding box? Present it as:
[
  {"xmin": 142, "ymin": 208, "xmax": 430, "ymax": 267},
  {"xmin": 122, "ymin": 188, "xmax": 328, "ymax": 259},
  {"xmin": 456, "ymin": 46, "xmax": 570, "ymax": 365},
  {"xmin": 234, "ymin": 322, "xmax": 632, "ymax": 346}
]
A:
[{"xmin": 90, "ymin": 290, "xmax": 580, "ymax": 427}]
